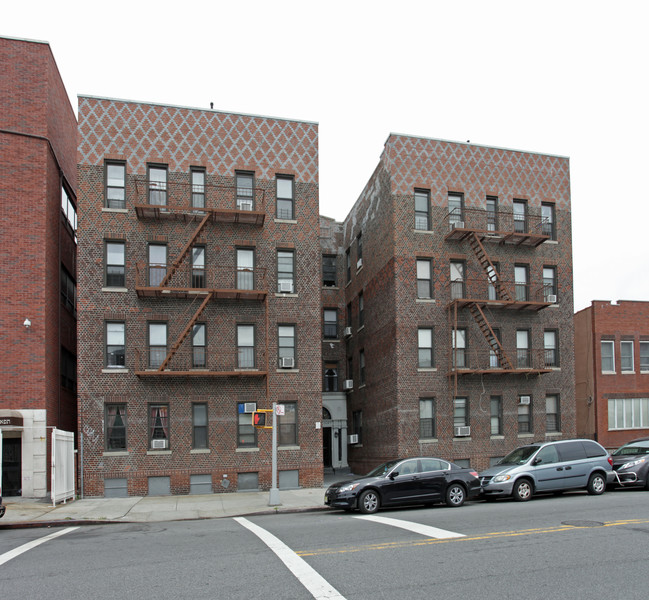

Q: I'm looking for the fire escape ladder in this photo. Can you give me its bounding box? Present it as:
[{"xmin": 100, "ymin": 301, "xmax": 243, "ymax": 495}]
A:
[
  {"xmin": 468, "ymin": 303, "xmax": 515, "ymax": 370},
  {"xmin": 160, "ymin": 212, "xmax": 212, "ymax": 288},
  {"xmin": 467, "ymin": 232, "xmax": 513, "ymax": 302},
  {"xmin": 158, "ymin": 292, "xmax": 213, "ymax": 371}
]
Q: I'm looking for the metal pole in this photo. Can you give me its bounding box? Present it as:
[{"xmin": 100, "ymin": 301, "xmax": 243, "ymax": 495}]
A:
[{"xmin": 268, "ymin": 402, "xmax": 280, "ymax": 506}]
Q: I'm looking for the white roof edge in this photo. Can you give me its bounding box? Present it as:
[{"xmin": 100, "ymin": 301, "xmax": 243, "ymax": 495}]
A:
[
  {"xmin": 0, "ymin": 34, "xmax": 50, "ymax": 45},
  {"xmin": 78, "ymin": 94, "xmax": 318, "ymax": 126}
]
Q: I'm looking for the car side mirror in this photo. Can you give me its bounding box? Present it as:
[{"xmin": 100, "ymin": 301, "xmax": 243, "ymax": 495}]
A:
[
  {"xmin": 389, "ymin": 471, "xmax": 398, "ymax": 479},
  {"xmin": 532, "ymin": 458, "xmax": 541, "ymax": 465}
]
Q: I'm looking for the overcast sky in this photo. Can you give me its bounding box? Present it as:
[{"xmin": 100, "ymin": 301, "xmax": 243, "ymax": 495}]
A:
[{"xmin": 5, "ymin": 0, "xmax": 648, "ymax": 312}]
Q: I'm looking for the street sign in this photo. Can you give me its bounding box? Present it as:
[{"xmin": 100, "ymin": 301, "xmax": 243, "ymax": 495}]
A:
[{"xmin": 275, "ymin": 404, "xmax": 285, "ymax": 416}]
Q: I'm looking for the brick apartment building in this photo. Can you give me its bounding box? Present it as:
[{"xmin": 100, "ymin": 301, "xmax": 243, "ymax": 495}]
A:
[
  {"xmin": 333, "ymin": 135, "xmax": 575, "ymax": 474},
  {"xmin": 76, "ymin": 97, "xmax": 323, "ymax": 497},
  {"xmin": 575, "ymin": 300, "xmax": 649, "ymax": 449},
  {"xmin": 0, "ymin": 36, "xmax": 78, "ymax": 498}
]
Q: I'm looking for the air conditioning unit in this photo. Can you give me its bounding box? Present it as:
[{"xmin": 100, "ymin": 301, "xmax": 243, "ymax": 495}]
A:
[
  {"xmin": 348, "ymin": 434, "xmax": 359, "ymax": 444},
  {"xmin": 237, "ymin": 200, "xmax": 253, "ymax": 211},
  {"xmin": 278, "ymin": 281, "xmax": 294, "ymax": 293},
  {"xmin": 243, "ymin": 402, "xmax": 257, "ymax": 413},
  {"xmin": 342, "ymin": 379, "xmax": 354, "ymax": 391},
  {"xmin": 519, "ymin": 395, "xmax": 531, "ymax": 405},
  {"xmin": 280, "ymin": 357, "xmax": 295, "ymax": 368},
  {"xmin": 357, "ymin": 258, "xmax": 363, "ymax": 269},
  {"xmin": 151, "ymin": 439, "xmax": 168, "ymax": 450},
  {"xmin": 547, "ymin": 294, "xmax": 557, "ymax": 303},
  {"xmin": 454, "ymin": 426, "xmax": 471, "ymax": 437},
  {"xmin": 450, "ymin": 221, "xmax": 465, "ymax": 230},
  {"xmin": 343, "ymin": 326, "xmax": 353, "ymax": 337}
]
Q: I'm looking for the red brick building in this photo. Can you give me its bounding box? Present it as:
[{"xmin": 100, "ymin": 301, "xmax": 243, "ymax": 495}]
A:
[
  {"xmin": 575, "ymin": 300, "xmax": 649, "ymax": 449},
  {"xmin": 0, "ymin": 36, "xmax": 78, "ymax": 498},
  {"xmin": 334, "ymin": 134, "xmax": 575, "ymax": 474},
  {"xmin": 76, "ymin": 97, "xmax": 322, "ymax": 496}
]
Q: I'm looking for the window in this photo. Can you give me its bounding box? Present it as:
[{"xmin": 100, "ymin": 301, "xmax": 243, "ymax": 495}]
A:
[
  {"xmin": 191, "ymin": 246, "xmax": 205, "ymax": 288},
  {"xmin": 105, "ymin": 404, "xmax": 127, "ymax": 450},
  {"xmin": 346, "ymin": 248, "xmax": 351, "ymax": 282},
  {"xmin": 149, "ymin": 404, "xmax": 169, "ymax": 448},
  {"xmin": 518, "ymin": 396, "xmax": 532, "ymax": 433},
  {"xmin": 322, "ymin": 255, "xmax": 337, "ymax": 287},
  {"xmin": 148, "ymin": 323, "xmax": 167, "ymax": 369},
  {"xmin": 324, "ymin": 361, "xmax": 339, "ymax": 392},
  {"xmin": 544, "ymin": 330, "xmax": 559, "ymax": 367},
  {"xmin": 414, "ymin": 189, "xmax": 430, "ymax": 230},
  {"xmin": 276, "ymin": 176, "xmax": 294, "ymax": 220},
  {"xmin": 236, "ymin": 171, "xmax": 254, "ymax": 210},
  {"xmin": 608, "ymin": 398, "xmax": 649, "ymax": 430},
  {"xmin": 489, "ymin": 328, "xmax": 501, "ymax": 368},
  {"xmin": 278, "ymin": 325, "xmax": 296, "ymax": 367},
  {"xmin": 192, "ymin": 403, "xmax": 208, "ymax": 449},
  {"xmin": 358, "ymin": 292, "xmax": 364, "ymax": 328},
  {"xmin": 191, "ymin": 168, "xmax": 205, "ymax": 209},
  {"xmin": 278, "ymin": 403, "xmax": 297, "ymax": 445},
  {"xmin": 61, "ymin": 184, "xmax": 77, "ymax": 238},
  {"xmin": 237, "ymin": 402, "xmax": 256, "ymax": 447},
  {"xmin": 236, "ymin": 248, "xmax": 254, "ymax": 290},
  {"xmin": 106, "ymin": 241, "xmax": 125, "ymax": 287},
  {"xmin": 541, "ymin": 203, "xmax": 555, "ymax": 239},
  {"xmin": 346, "ymin": 302, "xmax": 352, "ymax": 328},
  {"xmin": 277, "ymin": 250, "xmax": 295, "ymax": 293},
  {"xmin": 357, "ymin": 233, "xmax": 363, "ymax": 266},
  {"xmin": 192, "ymin": 323, "xmax": 206, "ymax": 368},
  {"xmin": 640, "ymin": 342, "xmax": 649, "ymax": 371},
  {"xmin": 148, "ymin": 244, "xmax": 167, "ymax": 287},
  {"xmin": 60, "ymin": 347, "xmax": 76, "ymax": 392},
  {"xmin": 448, "ymin": 193, "xmax": 464, "ymax": 226},
  {"xmin": 490, "ymin": 396, "xmax": 502, "ymax": 435},
  {"xmin": 487, "ymin": 262, "xmax": 499, "ymax": 301},
  {"xmin": 61, "ymin": 266, "xmax": 76, "ymax": 314},
  {"xmin": 514, "ymin": 265, "xmax": 528, "ymax": 301},
  {"xmin": 359, "ymin": 349, "xmax": 366, "ymax": 385},
  {"xmin": 352, "ymin": 410, "xmax": 363, "ymax": 444},
  {"xmin": 347, "ymin": 356, "xmax": 353, "ymax": 381},
  {"xmin": 454, "ymin": 397, "xmax": 468, "ymax": 427},
  {"xmin": 513, "ymin": 199, "xmax": 527, "ymax": 233},
  {"xmin": 546, "ymin": 395, "xmax": 560, "ymax": 432},
  {"xmin": 148, "ymin": 165, "xmax": 167, "ymax": 206},
  {"xmin": 601, "ymin": 340, "xmax": 615, "ymax": 372},
  {"xmin": 621, "ymin": 340, "xmax": 634, "ymax": 372},
  {"xmin": 106, "ymin": 322, "xmax": 125, "ymax": 368},
  {"xmin": 543, "ymin": 266, "xmax": 557, "ymax": 301},
  {"xmin": 486, "ymin": 196, "xmax": 498, "ymax": 231},
  {"xmin": 450, "ymin": 261, "xmax": 465, "ymax": 300},
  {"xmin": 237, "ymin": 324, "xmax": 255, "ymax": 368},
  {"xmin": 516, "ymin": 330, "xmax": 530, "ymax": 368},
  {"xmin": 419, "ymin": 398, "xmax": 436, "ymax": 439},
  {"xmin": 418, "ymin": 328, "xmax": 434, "ymax": 368},
  {"xmin": 323, "ymin": 309, "xmax": 338, "ymax": 339},
  {"xmin": 453, "ymin": 328, "xmax": 467, "ymax": 368},
  {"xmin": 417, "ymin": 259, "xmax": 432, "ymax": 299},
  {"xmin": 106, "ymin": 162, "xmax": 126, "ymax": 209}
]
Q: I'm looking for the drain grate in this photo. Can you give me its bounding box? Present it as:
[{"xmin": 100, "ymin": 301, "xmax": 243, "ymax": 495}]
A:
[{"xmin": 561, "ymin": 520, "xmax": 604, "ymax": 528}]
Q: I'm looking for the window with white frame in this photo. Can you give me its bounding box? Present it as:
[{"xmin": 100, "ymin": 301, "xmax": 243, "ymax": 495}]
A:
[
  {"xmin": 323, "ymin": 309, "xmax": 338, "ymax": 340},
  {"xmin": 191, "ymin": 246, "xmax": 205, "ymax": 288},
  {"xmin": 454, "ymin": 397, "xmax": 468, "ymax": 427},
  {"xmin": 148, "ymin": 244, "xmax": 167, "ymax": 287},
  {"xmin": 546, "ymin": 395, "xmax": 560, "ymax": 432},
  {"xmin": 149, "ymin": 404, "xmax": 169, "ymax": 448},
  {"xmin": 322, "ymin": 254, "xmax": 337, "ymax": 287},
  {"xmin": 541, "ymin": 203, "xmax": 555, "ymax": 239},
  {"xmin": 448, "ymin": 193, "xmax": 464, "ymax": 226},
  {"xmin": 105, "ymin": 162, "xmax": 126, "ymax": 209},
  {"xmin": 452, "ymin": 328, "xmax": 467, "ymax": 368},
  {"xmin": 192, "ymin": 323, "xmax": 206, "ymax": 368},
  {"xmin": 106, "ymin": 322, "xmax": 125, "ymax": 368},
  {"xmin": 278, "ymin": 324, "xmax": 296, "ymax": 368},
  {"xmin": 278, "ymin": 402, "xmax": 297, "ymax": 445},
  {"xmin": 419, "ymin": 398, "xmax": 436, "ymax": 438},
  {"xmin": 106, "ymin": 241, "xmax": 125, "ymax": 287},
  {"xmin": 236, "ymin": 248, "xmax": 254, "ymax": 290},
  {"xmin": 640, "ymin": 342, "xmax": 649, "ymax": 371},
  {"xmin": 543, "ymin": 266, "xmax": 557, "ymax": 301},
  {"xmin": 621, "ymin": 340, "xmax": 634, "ymax": 372},
  {"xmin": 490, "ymin": 396, "xmax": 502, "ymax": 435},
  {"xmin": 237, "ymin": 325, "xmax": 255, "ymax": 368},
  {"xmin": 148, "ymin": 165, "xmax": 167, "ymax": 206},
  {"xmin": 237, "ymin": 402, "xmax": 256, "ymax": 447},
  {"xmin": 518, "ymin": 397, "xmax": 532, "ymax": 433},
  {"xmin": 608, "ymin": 398, "xmax": 649, "ymax": 430},
  {"xmin": 414, "ymin": 189, "xmax": 430, "ymax": 230},
  {"xmin": 191, "ymin": 168, "xmax": 205, "ymax": 209},
  {"xmin": 515, "ymin": 264, "xmax": 529, "ymax": 301},
  {"xmin": 450, "ymin": 261, "xmax": 465, "ymax": 300},
  {"xmin": 513, "ymin": 199, "xmax": 527, "ymax": 233},
  {"xmin": 516, "ymin": 329, "xmax": 530, "ymax": 368},
  {"xmin": 192, "ymin": 403, "xmax": 208, "ymax": 449},
  {"xmin": 148, "ymin": 322, "xmax": 167, "ymax": 369},
  {"xmin": 544, "ymin": 330, "xmax": 559, "ymax": 367},
  {"xmin": 417, "ymin": 258, "xmax": 432, "ymax": 299},
  {"xmin": 486, "ymin": 196, "xmax": 498, "ymax": 231},
  {"xmin": 105, "ymin": 404, "xmax": 127, "ymax": 450},
  {"xmin": 418, "ymin": 327, "xmax": 434, "ymax": 368},
  {"xmin": 601, "ymin": 340, "xmax": 615, "ymax": 372},
  {"xmin": 236, "ymin": 171, "xmax": 254, "ymax": 210},
  {"xmin": 276, "ymin": 176, "xmax": 294, "ymax": 220},
  {"xmin": 277, "ymin": 250, "xmax": 295, "ymax": 293}
]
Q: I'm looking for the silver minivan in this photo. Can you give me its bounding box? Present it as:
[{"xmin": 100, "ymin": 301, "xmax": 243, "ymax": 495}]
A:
[{"xmin": 480, "ymin": 439, "xmax": 614, "ymax": 501}]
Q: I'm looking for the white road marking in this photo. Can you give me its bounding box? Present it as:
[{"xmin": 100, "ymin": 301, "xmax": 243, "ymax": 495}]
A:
[
  {"xmin": 354, "ymin": 514, "xmax": 465, "ymax": 539},
  {"xmin": 234, "ymin": 517, "xmax": 346, "ymax": 600},
  {"xmin": 0, "ymin": 526, "xmax": 80, "ymax": 567}
]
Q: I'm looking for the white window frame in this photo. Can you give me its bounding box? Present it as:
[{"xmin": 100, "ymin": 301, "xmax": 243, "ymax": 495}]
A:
[{"xmin": 601, "ymin": 340, "xmax": 615, "ymax": 373}]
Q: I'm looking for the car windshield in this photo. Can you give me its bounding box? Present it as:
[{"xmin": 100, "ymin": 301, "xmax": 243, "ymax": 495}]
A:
[
  {"xmin": 497, "ymin": 446, "xmax": 539, "ymax": 465},
  {"xmin": 613, "ymin": 442, "xmax": 649, "ymax": 456},
  {"xmin": 365, "ymin": 460, "xmax": 401, "ymax": 477}
]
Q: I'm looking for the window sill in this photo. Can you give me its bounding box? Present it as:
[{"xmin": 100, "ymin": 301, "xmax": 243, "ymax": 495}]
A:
[
  {"xmin": 102, "ymin": 368, "xmax": 128, "ymax": 374},
  {"xmin": 601, "ymin": 371, "xmax": 616, "ymax": 375},
  {"xmin": 322, "ymin": 285, "xmax": 339, "ymax": 290},
  {"xmin": 545, "ymin": 239, "xmax": 559, "ymax": 244},
  {"xmin": 417, "ymin": 367, "xmax": 437, "ymax": 373},
  {"xmin": 236, "ymin": 447, "xmax": 259, "ymax": 453},
  {"xmin": 621, "ymin": 371, "xmax": 636, "ymax": 375},
  {"xmin": 490, "ymin": 435, "xmax": 505, "ymax": 440},
  {"xmin": 549, "ymin": 367, "xmax": 561, "ymax": 371},
  {"xmin": 276, "ymin": 368, "xmax": 299, "ymax": 373},
  {"xmin": 102, "ymin": 287, "xmax": 128, "ymax": 293},
  {"xmin": 359, "ymin": 383, "xmax": 366, "ymax": 389},
  {"xmin": 416, "ymin": 298, "xmax": 436, "ymax": 303},
  {"xmin": 102, "ymin": 207, "xmax": 128, "ymax": 213},
  {"xmin": 419, "ymin": 438, "xmax": 438, "ymax": 443},
  {"xmin": 103, "ymin": 451, "xmax": 129, "ymax": 456},
  {"xmin": 274, "ymin": 218, "xmax": 297, "ymax": 224},
  {"xmin": 413, "ymin": 229, "xmax": 434, "ymax": 235},
  {"xmin": 147, "ymin": 450, "xmax": 172, "ymax": 455},
  {"xmin": 453, "ymin": 436, "xmax": 472, "ymax": 441},
  {"xmin": 517, "ymin": 433, "xmax": 535, "ymax": 438},
  {"xmin": 545, "ymin": 432, "xmax": 563, "ymax": 437},
  {"xmin": 275, "ymin": 293, "xmax": 298, "ymax": 298},
  {"xmin": 324, "ymin": 338, "xmax": 340, "ymax": 343},
  {"xmin": 278, "ymin": 445, "xmax": 300, "ymax": 451},
  {"xmin": 357, "ymin": 325, "xmax": 365, "ymax": 333},
  {"xmin": 190, "ymin": 448, "xmax": 211, "ymax": 454}
]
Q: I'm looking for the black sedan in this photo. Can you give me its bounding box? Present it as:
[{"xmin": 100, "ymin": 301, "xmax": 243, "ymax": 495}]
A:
[
  {"xmin": 325, "ymin": 457, "xmax": 481, "ymax": 514},
  {"xmin": 610, "ymin": 437, "xmax": 649, "ymax": 489}
]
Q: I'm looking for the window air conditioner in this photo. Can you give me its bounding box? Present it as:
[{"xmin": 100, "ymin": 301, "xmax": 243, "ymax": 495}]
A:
[
  {"xmin": 280, "ymin": 357, "xmax": 295, "ymax": 368},
  {"xmin": 357, "ymin": 258, "xmax": 363, "ymax": 269},
  {"xmin": 343, "ymin": 326, "xmax": 353, "ymax": 337},
  {"xmin": 450, "ymin": 221, "xmax": 465, "ymax": 230},
  {"xmin": 151, "ymin": 439, "xmax": 168, "ymax": 450},
  {"xmin": 343, "ymin": 379, "xmax": 354, "ymax": 391},
  {"xmin": 519, "ymin": 396, "xmax": 531, "ymax": 405},
  {"xmin": 278, "ymin": 281, "xmax": 294, "ymax": 293},
  {"xmin": 243, "ymin": 402, "xmax": 257, "ymax": 413},
  {"xmin": 238, "ymin": 200, "xmax": 253, "ymax": 211},
  {"xmin": 348, "ymin": 434, "xmax": 359, "ymax": 444},
  {"xmin": 454, "ymin": 426, "xmax": 471, "ymax": 437},
  {"xmin": 547, "ymin": 295, "xmax": 557, "ymax": 303}
]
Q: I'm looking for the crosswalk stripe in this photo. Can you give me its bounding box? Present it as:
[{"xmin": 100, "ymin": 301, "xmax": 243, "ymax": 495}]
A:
[
  {"xmin": 354, "ymin": 515, "xmax": 465, "ymax": 539},
  {"xmin": 0, "ymin": 527, "xmax": 80, "ymax": 567}
]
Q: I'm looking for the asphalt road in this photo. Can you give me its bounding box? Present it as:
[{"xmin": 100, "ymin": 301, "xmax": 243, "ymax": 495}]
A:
[{"xmin": 1, "ymin": 488, "xmax": 648, "ymax": 599}]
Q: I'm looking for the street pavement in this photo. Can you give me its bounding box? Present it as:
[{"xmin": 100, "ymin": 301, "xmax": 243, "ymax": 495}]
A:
[{"xmin": 0, "ymin": 469, "xmax": 353, "ymax": 529}]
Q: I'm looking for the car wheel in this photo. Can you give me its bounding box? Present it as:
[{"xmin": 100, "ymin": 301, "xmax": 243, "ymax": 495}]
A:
[
  {"xmin": 445, "ymin": 484, "xmax": 466, "ymax": 507},
  {"xmin": 358, "ymin": 489, "xmax": 380, "ymax": 514},
  {"xmin": 587, "ymin": 472, "xmax": 606, "ymax": 495},
  {"xmin": 512, "ymin": 478, "xmax": 533, "ymax": 502}
]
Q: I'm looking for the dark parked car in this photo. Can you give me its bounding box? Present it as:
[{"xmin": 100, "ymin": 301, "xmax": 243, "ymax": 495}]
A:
[
  {"xmin": 610, "ymin": 437, "xmax": 649, "ymax": 489},
  {"xmin": 325, "ymin": 457, "xmax": 481, "ymax": 514}
]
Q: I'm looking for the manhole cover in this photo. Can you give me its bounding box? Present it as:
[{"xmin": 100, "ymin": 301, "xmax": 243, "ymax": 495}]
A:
[{"xmin": 561, "ymin": 520, "xmax": 604, "ymax": 527}]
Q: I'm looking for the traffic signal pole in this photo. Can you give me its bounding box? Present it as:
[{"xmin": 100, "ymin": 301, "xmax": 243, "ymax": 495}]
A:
[{"xmin": 268, "ymin": 402, "xmax": 280, "ymax": 506}]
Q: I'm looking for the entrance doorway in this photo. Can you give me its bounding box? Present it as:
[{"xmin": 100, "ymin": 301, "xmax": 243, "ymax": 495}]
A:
[
  {"xmin": 323, "ymin": 427, "xmax": 332, "ymax": 468},
  {"xmin": 2, "ymin": 437, "xmax": 21, "ymax": 496}
]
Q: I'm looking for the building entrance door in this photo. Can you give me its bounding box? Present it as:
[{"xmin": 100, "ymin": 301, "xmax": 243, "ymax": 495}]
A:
[
  {"xmin": 322, "ymin": 427, "xmax": 332, "ymax": 468},
  {"xmin": 2, "ymin": 437, "xmax": 21, "ymax": 496}
]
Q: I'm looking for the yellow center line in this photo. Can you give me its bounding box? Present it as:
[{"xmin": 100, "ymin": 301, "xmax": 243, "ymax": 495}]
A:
[{"xmin": 296, "ymin": 518, "xmax": 649, "ymax": 557}]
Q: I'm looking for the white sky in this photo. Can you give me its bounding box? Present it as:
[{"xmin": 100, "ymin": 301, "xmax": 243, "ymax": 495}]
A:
[{"xmin": 5, "ymin": 0, "xmax": 648, "ymax": 312}]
